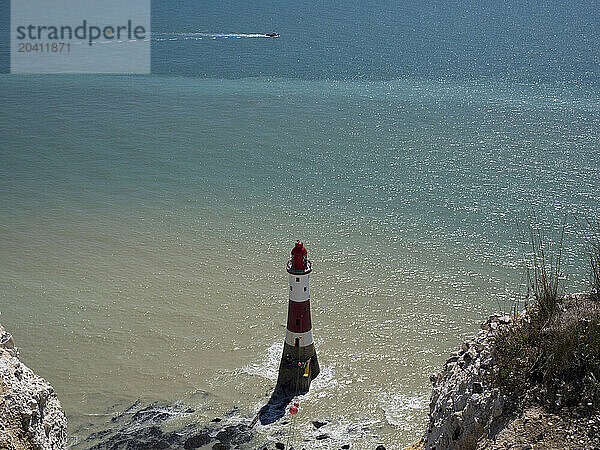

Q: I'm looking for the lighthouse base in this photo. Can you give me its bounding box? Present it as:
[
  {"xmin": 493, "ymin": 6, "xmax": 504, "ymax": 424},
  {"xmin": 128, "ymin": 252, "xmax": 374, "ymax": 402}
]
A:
[
  {"xmin": 276, "ymin": 342, "xmax": 320, "ymax": 397},
  {"xmin": 257, "ymin": 343, "xmax": 319, "ymax": 425}
]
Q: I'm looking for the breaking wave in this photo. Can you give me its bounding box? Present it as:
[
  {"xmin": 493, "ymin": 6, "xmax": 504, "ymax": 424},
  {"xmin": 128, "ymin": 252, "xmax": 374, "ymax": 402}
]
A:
[
  {"xmin": 381, "ymin": 392, "xmax": 429, "ymax": 430},
  {"xmin": 241, "ymin": 341, "xmax": 283, "ymax": 381}
]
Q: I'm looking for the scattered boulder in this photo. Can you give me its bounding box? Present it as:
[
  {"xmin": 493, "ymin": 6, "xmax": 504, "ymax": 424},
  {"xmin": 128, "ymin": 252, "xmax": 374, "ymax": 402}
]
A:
[
  {"xmin": 215, "ymin": 424, "xmax": 252, "ymax": 446},
  {"xmin": 212, "ymin": 443, "xmax": 228, "ymax": 450},
  {"xmin": 183, "ymin": 430, "xmax": 211, "ymax": 449},
  {"xmin": 312, "ymin": 420, "xmax": 328, "ymax": 429},
  {"xmin": 87, "ymin": 402, "xmax": 255, "ymax": 450}
]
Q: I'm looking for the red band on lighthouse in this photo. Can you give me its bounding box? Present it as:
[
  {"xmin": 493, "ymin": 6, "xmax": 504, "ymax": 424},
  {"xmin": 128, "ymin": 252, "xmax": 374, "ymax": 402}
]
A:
[{"xmin": 287, "ymin": 300, "xmax": 312, "ymax": 332}]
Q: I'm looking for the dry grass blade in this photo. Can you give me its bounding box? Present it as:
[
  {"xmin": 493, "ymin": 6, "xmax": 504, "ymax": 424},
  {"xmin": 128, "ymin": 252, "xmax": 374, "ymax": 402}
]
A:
[
  {"xmin": 493, "ymin": 216, "xmax": 600, "ymax": 412},
  {"xmin": 586, "ymin": 217, "xmax": 600, "ymax": 301}
]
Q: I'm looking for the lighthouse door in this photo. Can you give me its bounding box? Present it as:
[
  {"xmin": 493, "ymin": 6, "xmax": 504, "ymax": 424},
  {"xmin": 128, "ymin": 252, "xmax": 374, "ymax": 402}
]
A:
[{"xmin": 295, "ymin": 338, "xmax": 300, "ymax": 347}]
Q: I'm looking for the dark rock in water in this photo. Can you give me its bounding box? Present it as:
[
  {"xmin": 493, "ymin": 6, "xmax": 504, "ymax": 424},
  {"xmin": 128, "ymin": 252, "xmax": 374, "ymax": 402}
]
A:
[
  {"xmin": 109, "ymin": 400, "xmax": 189, "ymax": 425},
  {"xmin": 316, "ymin": 433, "xmax": 330, "ymax": 440},
  {"xmin": 375, "ymin": 445, "xmax": 386, "ymax": 450},
  {"xmin": 341, "ymin": 445, "xmax": 350, "ymax": 449},
  {"xmin": 215, "ymin": 424, "xmax": 252, "ymax": 446},
  {"xmin": 111, "ymin": 400, "xmax": 141, "ymax": 423},
  {"xmin": 183, "ymin": 431, "xmax": 211, "ymax": 449},
  {"xmin": 275, "ymin": 442, "xmax": 285, "ymax": 449},
  {"xmin": 91, "ymin": 425, "xmax": 171, "ymax": 449},
  {"xmin": 212, "ymin": 443, "xmax": 228, "ymax": 450},
  {"xmin": 131, "ymin": 404, "xmax": 190, "ymax": 424},
  {"xmin": 85, "ymin": 429, "xmax": 112, "ymax": 441},
  {"xmin": 87, "ymin": 402, "xmax": 254, "ymax": 450},
  {"xmin": 312, "ymin": 420, "xmax": 327, "ymax": 429}
]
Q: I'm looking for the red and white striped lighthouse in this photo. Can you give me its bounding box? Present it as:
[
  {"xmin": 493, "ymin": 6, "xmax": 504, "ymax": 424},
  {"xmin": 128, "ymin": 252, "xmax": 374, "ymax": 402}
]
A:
[{"xmin": 276, "ymin": 241, "xmax": 320, "ymax": 396}]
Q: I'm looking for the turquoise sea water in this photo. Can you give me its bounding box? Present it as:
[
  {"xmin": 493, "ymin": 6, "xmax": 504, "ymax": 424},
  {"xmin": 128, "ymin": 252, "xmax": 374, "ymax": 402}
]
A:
[{"xmin": 1, "ymin": 1, "xmax": 599, "ymax": 448}]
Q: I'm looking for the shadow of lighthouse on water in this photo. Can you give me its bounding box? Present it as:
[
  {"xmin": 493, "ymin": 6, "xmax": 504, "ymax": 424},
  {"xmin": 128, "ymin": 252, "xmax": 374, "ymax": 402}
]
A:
[{"xmin": 258, "ymin": 242, "xmax": 320, "ymax": 425}]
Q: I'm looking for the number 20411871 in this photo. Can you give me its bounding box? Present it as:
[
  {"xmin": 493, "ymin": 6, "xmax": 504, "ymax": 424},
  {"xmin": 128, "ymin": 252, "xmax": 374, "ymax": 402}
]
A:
[{"xmin": 18, "ymin": 42, "xmax": 71, "ymax": 53}]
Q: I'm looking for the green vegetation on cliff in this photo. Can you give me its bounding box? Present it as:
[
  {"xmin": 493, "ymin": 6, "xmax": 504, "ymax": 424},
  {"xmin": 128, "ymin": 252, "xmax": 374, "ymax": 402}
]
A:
[{"xmin": 493, "ymin": 218, "xmax": 600, "ymax": 413}]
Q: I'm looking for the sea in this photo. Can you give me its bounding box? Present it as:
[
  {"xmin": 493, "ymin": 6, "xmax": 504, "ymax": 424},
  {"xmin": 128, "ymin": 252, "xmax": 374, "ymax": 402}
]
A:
[{"xmin": 0, "ymin": 1, "xmax": 599, "ymax": 448}]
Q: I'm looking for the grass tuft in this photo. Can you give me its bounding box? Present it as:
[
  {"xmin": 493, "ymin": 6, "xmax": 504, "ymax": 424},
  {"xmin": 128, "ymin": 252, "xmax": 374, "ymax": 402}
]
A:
[
  {"xmin": 493, "ymin": 218, "xmax": 600, "ymax": 412},
  {"xmin": 586, "ymin": 218, "xmax": 600, "ymax": 302},
  {"xmin": 525, "ymin": 219, "xmax": 565, "ymax": 325}
]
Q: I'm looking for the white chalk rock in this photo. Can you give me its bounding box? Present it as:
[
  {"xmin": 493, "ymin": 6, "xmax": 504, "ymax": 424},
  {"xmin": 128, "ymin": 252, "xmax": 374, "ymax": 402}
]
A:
[
  {"xmin": 424, "ymin": 315, "xmax": 511, "ymax": 449},
  {"xmin": 0, "ymin": 323, "xmax": 67, "ymax": 449}
]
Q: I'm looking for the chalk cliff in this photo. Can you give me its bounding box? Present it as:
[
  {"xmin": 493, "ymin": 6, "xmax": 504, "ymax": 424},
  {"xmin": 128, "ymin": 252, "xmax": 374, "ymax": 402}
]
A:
[
  {"xmin": 425, "ymin": 314, "xmax": 509, "ymax": 449},
  {"xmin": 0, "ymin": 323, "xmax": 67, "ymax": 450},
  {"xmin": 423, "ymin": 302, "xmax": 600, "ymax": 450}
]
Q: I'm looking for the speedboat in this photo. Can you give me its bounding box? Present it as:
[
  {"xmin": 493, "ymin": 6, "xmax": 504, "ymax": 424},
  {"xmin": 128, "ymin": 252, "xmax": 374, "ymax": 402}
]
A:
[{"xmin": 265, "ymin": 32, "xmax": 280, "ymax": 38}]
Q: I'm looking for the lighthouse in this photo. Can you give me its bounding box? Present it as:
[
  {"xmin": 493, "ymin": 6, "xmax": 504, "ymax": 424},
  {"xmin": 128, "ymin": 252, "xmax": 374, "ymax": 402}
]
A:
[
  {"xmin": 276, "ymin": 241, "xmax": 320, "ymax": 397},
  {"xmin": 256, "ymin": 241, "xmax": 320, "ymax": 424}
]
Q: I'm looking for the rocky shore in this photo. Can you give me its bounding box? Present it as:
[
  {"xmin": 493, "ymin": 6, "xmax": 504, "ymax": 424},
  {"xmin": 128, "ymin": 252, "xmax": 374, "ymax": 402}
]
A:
[
  {"xmin": 423, "ymin": 302, "xmax": 600, "ymax": 449},
  {"xmin": 3, "ymin": 295, "xmax": 598, "ymax": 449},
  {"xmin": 0, "ymin": 322, "xmax": 67, "ymax": 449},
  {"xmin": 77, "ymin": 401, "xmax": 378, "ymax": 449}
]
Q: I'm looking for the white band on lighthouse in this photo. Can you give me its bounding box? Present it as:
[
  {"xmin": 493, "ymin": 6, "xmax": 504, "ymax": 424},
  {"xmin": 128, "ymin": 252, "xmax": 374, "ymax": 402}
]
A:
[
  {"xmin": 289, "ymin": 273, "xmax": 310, "ymax": 302},
  {"xmin": 285, "ymin": 328, "xmax": 314, "ymax": 347}
]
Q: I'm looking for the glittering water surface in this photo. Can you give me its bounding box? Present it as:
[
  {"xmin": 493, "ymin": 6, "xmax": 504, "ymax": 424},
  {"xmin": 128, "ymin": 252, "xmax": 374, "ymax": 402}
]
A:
[
  {"xmin": 1, "ymin": 75, "xmax": 598, "ymax": 447},
  {"xmin": 1, "ymin": 0, "xmax": 600, "ymax": 447}
]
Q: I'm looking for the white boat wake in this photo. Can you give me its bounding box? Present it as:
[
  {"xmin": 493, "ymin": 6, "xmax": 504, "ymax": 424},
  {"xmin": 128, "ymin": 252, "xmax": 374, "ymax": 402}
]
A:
[
  {"xmin": 83, "ymin": 31, "xmax": 277, "ymax": 46},
  {"xmin": 152, "ymin": 32, "xmax": 273, "ymax": 41}
]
